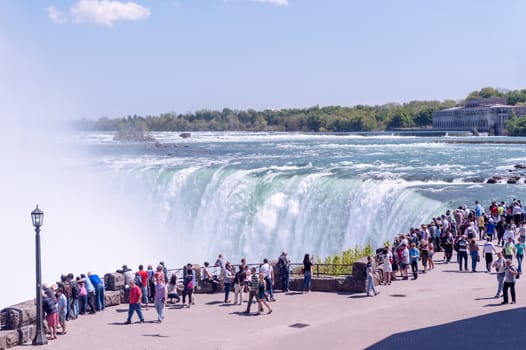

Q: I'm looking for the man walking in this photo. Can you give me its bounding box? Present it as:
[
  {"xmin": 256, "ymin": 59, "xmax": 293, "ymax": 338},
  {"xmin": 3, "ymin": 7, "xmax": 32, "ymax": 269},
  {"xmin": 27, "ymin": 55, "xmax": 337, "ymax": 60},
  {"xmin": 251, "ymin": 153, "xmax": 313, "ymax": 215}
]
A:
[
  {"xmin": 244, "ymin": 267, "xmax": 259, "ymax": 314},
  {"xmin": 125, "ymin": 280, "xmax": 144, "ymax": 324}
]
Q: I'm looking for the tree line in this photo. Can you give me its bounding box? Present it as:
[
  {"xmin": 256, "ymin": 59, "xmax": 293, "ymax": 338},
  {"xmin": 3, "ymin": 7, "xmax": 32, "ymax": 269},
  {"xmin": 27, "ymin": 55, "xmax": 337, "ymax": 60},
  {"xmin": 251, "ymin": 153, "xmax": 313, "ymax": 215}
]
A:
[{"xmin": 73, "ymin": 87, "xmax": 526, "ymax": 134}]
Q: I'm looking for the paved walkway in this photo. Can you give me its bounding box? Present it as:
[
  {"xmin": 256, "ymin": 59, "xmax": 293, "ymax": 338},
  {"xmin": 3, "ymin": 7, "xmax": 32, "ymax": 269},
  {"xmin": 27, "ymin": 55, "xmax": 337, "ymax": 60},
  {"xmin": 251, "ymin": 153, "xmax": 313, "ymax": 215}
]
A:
[{"xmin": 42, "ymin": 254, "xmax": 525, "ymax": 350}]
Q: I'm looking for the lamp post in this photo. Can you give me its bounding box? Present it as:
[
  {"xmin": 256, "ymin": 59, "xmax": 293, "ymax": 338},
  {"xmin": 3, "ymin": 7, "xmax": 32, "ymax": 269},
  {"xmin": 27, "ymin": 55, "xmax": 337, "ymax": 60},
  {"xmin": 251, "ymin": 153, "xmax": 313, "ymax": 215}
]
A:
[{"xmin": 31, "ymin": 205, "xmax": 47, "ymax": 346}]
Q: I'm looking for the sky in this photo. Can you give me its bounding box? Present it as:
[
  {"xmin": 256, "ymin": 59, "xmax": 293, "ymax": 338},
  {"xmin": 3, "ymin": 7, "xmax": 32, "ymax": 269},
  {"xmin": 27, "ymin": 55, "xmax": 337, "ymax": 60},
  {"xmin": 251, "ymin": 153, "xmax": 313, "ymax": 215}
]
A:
[{"xmin": 0, "ymin": 0, "xmax": 524, "ymax": 121}]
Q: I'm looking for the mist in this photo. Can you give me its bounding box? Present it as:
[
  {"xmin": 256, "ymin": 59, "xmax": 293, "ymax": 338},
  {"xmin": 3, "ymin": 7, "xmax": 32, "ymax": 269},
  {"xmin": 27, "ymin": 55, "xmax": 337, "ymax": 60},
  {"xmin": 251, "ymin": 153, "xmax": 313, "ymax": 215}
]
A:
[{"xmin": 0, "ymin": 120, "xmax": 162, "ymax": 309}]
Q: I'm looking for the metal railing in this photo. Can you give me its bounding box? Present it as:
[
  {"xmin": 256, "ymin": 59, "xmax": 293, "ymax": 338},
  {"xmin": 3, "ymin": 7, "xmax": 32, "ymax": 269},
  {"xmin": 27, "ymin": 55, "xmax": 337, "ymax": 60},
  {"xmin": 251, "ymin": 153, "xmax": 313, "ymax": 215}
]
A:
[{"xmin": 168, "ymin": 262, "xmax": 357, "ymax": 280}]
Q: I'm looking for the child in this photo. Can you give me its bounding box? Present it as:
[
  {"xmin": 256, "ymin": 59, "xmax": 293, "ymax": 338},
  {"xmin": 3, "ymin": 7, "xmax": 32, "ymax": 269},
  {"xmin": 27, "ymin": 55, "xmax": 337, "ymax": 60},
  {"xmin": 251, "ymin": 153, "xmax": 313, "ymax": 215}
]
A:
[
  {"xmin": 256, "ymin": 273, "xmax": 272, "ymax": 315},
  {"xmin": 56, "ymin": 288, "xmax": 67, "ymax": 335}
]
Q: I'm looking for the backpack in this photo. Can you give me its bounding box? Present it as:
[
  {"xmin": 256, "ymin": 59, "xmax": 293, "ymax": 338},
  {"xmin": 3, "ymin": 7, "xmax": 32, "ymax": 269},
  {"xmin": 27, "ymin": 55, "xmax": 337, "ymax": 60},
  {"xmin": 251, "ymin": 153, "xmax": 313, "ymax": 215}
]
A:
[
  {"xmin": 134, "ymin": 272, "xmax": 143, "ymax": 287},
  {"xmin": 185, "ymin": 275, "xmax": 194, "ymax": 289},
  {"xmin": 71, "ymin": 281, "xmax": 79, "ymax": 299}
]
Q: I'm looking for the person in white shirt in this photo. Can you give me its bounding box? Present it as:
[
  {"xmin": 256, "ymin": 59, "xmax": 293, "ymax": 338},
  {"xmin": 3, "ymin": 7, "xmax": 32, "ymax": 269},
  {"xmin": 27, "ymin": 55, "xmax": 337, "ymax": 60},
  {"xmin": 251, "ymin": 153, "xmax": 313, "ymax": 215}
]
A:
[
  {"xmin": 260, "ymin": 259, "xmax": 275, "ymax": 301},
  {"xmin": 483, "ymin": 238, "xmax": 497, "ymax": 272}
]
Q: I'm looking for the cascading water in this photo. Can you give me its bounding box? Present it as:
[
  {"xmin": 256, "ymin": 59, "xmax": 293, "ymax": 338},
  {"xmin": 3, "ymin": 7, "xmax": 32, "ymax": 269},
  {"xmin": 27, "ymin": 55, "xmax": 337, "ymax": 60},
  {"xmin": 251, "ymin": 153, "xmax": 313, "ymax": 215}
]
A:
[
  {"xmin": 106, "ymin": 162, "xmax": 447, "ymax": 265},
  {"xmin": 4, "ymin": 131, "xmax": 526, "ymax": 309}
]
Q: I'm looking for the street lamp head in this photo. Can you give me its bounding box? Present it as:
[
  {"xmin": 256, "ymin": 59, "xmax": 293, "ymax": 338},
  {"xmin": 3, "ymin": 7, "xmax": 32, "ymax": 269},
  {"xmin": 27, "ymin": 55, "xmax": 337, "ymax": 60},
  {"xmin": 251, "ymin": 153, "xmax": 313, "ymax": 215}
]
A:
[{"xmin": 31, "ymin": 205, "xmax": 44, "ymax": 228}]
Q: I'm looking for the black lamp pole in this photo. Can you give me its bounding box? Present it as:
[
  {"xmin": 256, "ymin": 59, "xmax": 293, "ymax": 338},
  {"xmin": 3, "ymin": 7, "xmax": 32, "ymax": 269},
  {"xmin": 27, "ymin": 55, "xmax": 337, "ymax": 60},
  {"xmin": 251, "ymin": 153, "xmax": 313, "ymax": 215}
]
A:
[{"xmin": 31, "ymin": 205, "xmax": 47, "ymax": 346}]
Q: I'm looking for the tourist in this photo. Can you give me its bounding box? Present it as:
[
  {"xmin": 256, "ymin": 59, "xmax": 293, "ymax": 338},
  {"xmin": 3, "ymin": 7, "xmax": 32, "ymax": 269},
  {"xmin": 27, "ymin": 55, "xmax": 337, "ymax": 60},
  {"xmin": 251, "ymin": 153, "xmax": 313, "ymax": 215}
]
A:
[
  {"xmin": 486, "ymin": 218, "xmax": 496, "ymax": 241},
  {"xmin": 121, "ymin": 265, "xmax": 134, "ymax": 287},
  {"xmin": 147, "ymin": 264, "xmax": 155, "ymax": 303},
  {"xmin": 88, "ymin": 272, "xmax": 105, "ymax": 311},
  {"xmin": 427, "ymin": 237, "xmax": 435, "ymax": 270},
  {"xmin": 456, "ymin": 235, "xmax": 468, "ymax": 272},
  {"xmin": 483, "ymin": 237, "xmax": 497, "ymax": 272},
  {"xmin": 516, "ymin": 237, "xmax": 524, "ymax": 277},
  {"xmin": 277, "ymin": 251, "xmax": 291, "ymax": 292},
  {"xmin": 154, "ymin": 274, "xmax": 167, "ymax": 323},
  {"xmin": 135, "ymin": 265, "xmax": 149, "ymax": 309},
  {"xmin": 159, "ymin": 262, "xmax": 169, "ymax": 283},
  {"xmin": 419, "ymin": 240, "xmax": 429, "ymax": 273},
  {"xmin": 443, "ymin": 232, "xmax": 454, "ymax": 263},
  {"xmin": 383, "ymin": 247, "xmax": 393, "ymax": 285},
  {"xmin": 260, "ymin": 258, "xmax": 275, "ymax": 301},
  {"xmin": 154, "ymin": 264, "xmax": 166, "ymax": 284},
  {"xmin": 503, "ymin": 225, "xmax": 515, "ymax": 243},
  {"xmin": 182, "ymin": 266, "xmax": 194, "ymax": 308},
  {"xmin": 42, "ymin": 285, "xmax": 58, "ymax": 339},
  {"xmin": 492, "ymin": 252, "xmax": 506, "ymax": 298},
  {"xmin": 512, "ymin": 201, "xmax": 522, "ymax": 227},
  {"xmin": 233, "ymin": 265, "xmax": 247, "ymax": 305},
  {"xmin": 69, "ymin": 274, "xmax": 80, "ymax": 320},
  {"xmin": 76, "ymin": 277, "xmax": 88, "ymax": 315},
  {"xmin": 468, "ymin": 238, "xmax": 480, "ymax": 272},
  {"xmin": 214, "ymin": 253, "xmax": 227, "ymax": 289},
  {"xmin": 503, "ymin": 237, "xmax": 516, "ymax": 261},
  {"xmin": 409, "ymin": 243, "xmax": 420, "ymax": 279},
  {"xmin": 256, "ymin": 272, "xmax": 272, "ymax": 315},
  {"xmin": 400, "ymin": 243, "xmax": 410, "ymax": 280},
  {"xmin": 366, "ymin": 256, "xmax": 380, "ymax": 297},
  {"xmin": 502, "ymin": 259, "xmax": 519, "ymax": 304},
  {"xmin": 202, "ymin": 261, "xmax": 218, "ymax": 293},
  {"xmin": 301, "ymin": 254, "xmax": 313, "ymax": 293},
  {"xmin": 56, "ymin": 288, "xmax": 67, "ymax": 335},
  {"xmin": 519, "ymin": 222, "xmax": 526, "ymax": 243},
  {"xmin": 223, "ymin": 262, "xmax": 234, "ymax": 303},
  {"xmin": 80, "ymin": 273, "xmax": 96, "ymax": 314},
  {"xmin": 124, "ymin": 279, "xmax": 144, "ymax": 324},
  {"xmin": 496, "ymin": 217, "xmax": 506, "ymax": 246},
  {"xmin": 167, "ymin": 274, "xmax": 180, "ymax": 303},
  {"xmin": 244, "ymin": 267, "xmax": 259, "ymax": 314}
]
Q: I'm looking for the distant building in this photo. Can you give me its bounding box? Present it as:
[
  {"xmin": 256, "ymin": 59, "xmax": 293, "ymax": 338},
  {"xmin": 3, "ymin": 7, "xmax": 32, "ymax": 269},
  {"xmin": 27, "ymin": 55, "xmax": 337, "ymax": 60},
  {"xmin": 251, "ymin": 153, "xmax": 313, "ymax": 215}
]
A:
[{"xmin": 432, "ymin": 98, "xmax": 526, "ymax": 135}]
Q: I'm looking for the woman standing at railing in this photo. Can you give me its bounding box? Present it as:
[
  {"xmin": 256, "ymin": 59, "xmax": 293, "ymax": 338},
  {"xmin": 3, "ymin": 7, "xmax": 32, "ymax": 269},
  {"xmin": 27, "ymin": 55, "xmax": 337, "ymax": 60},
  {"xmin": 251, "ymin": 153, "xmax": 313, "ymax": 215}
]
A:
[{"xmin": 301, "ymin": 254, "xmax": 313, "ymax": 293}]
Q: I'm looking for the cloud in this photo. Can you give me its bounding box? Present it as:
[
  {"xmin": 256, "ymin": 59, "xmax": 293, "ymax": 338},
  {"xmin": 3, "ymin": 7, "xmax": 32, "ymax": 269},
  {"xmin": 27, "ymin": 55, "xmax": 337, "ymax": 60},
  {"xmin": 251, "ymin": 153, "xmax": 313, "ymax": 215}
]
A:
[
  {"xmin": 47, "ymin": 0, "xmax": 150, "ymax": 27},
  {"xmin": 71, "ymin": 0, "xmax": 150, "ymax": 26},
  {"xmin": 255, "ymin": 0, "xmax": 289, "ymax": 5},
  {"xmin": 46, "ymin": 6, "xmax": 67, "ymax": 24}
]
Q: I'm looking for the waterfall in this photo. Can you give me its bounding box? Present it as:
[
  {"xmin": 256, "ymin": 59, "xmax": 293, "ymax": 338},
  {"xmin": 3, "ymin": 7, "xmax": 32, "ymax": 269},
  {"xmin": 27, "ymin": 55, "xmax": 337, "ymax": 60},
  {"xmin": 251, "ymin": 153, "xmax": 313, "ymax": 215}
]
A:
[{"xmin": 107, "ymin": 164, "xmax": 446, "ymax": 265}]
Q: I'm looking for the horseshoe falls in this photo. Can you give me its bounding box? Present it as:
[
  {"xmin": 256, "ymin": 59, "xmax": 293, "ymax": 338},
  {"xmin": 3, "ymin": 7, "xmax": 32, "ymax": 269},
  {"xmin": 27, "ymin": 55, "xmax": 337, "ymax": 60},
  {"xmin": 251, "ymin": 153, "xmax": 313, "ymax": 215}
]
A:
[
  {"xmin": 83, "ymin": 132, "xmax": 526, "ymax": 264},
  {"xmin": 4, "ymin": 131, "xmax": 526, "ymax": 308}
]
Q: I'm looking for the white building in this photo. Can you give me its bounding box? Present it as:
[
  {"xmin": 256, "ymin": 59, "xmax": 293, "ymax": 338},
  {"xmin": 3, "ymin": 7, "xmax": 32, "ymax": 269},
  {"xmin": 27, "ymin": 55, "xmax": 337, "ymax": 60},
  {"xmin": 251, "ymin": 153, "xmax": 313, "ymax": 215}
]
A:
[{"xmin": 432, "ymin": 98, "xmax": 526, "ymax": 135}]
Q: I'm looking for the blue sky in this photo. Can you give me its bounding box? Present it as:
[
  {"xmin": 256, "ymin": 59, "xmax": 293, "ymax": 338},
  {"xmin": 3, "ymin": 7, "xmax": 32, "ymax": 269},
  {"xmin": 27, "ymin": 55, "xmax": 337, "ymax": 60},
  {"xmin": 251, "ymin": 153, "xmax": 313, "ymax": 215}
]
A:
[{"xmin": 0, "ymin": 0, "xmax": 524, "ymax": 120}]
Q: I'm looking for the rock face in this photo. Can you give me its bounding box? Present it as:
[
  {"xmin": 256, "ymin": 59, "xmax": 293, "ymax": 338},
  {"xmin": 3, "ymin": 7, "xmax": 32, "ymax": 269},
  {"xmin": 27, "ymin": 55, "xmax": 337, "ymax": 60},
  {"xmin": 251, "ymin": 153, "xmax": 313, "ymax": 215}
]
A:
[
  {"xmin": 0, "ymin": 325, "xmax": 35, "ymax": 349},
  {"xmin": 0, "ymin": 301, "xmax": 36, "ymax": 330},
  {"xmin": 104, "ymin": 273, "xmax": 124, "ymax": 291},
  {"xmin": 179, "ymin": 132, "xmax": 191, "ymax": 138},
  {"xmin": 104, "ymin": 290, "xmax": 121, "ymax": 307}
]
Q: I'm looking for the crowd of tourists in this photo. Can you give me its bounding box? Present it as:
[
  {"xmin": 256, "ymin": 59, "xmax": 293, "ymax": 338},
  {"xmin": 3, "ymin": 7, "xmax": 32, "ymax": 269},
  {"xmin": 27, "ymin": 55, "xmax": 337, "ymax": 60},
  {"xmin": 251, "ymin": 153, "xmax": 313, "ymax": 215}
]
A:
[
  {"xmin": 370, "ymin": 198, "xmax": 525, "ymax": 305},
  {"xmin": 40, "ymin": 198, "xmax": 524, "ymax": 340}
]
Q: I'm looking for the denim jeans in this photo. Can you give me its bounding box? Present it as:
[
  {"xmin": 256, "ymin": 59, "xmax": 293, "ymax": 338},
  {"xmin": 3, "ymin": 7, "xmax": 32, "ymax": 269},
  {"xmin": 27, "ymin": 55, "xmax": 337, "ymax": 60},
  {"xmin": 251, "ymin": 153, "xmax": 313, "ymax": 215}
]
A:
[
  {"xmin": 264, "ymin": 277, "xmax": 274, "ymax": 299},
  {"xmin": 95, "ymin": 284, "xmax": 105, "ymax": 311},
  {"xmin": 517, "ymin": 254, "xmax": 524, "ymax": 273},
  {"xmin": 503, "ymin": 282, "xmax": 516, "ymax": 303},
  {"xmin": 79, "ymin": 294, "xmax": 88, "ymax": 314},
  {"xmin": 302, "ymin": 271, "xmax": 312, "ymax": 292},
  {"xmin": 154, "ymin": 299, "xmax": 164, "ymax": 321},
  {"xmin": 366, "ymin": 275, "xmax": 378, "ymax": 296},
  {"xmin": 141, "ymin": 286, "xmax": 148, "ymax": 304},
  {"xmin": 280, "ymin": 270, "xmax": 290, "ymax": 292},
  {"xmin": 127, "ymin": 303, "xmax": 144, "ymax": 322},
  {"xmin": 470, "ymin": 252, "xmax": 478, "ymax": 272},
  {"xmin": 224, "ymin": 282, "xmax": 232, "ymax": 302},
  {"xmin": 496, "ymin": 273, "xmax": 505, "ymax": 297},
  {"xmin": 458, "ymin": 252, "xmax": 468, "ymax": 271}
]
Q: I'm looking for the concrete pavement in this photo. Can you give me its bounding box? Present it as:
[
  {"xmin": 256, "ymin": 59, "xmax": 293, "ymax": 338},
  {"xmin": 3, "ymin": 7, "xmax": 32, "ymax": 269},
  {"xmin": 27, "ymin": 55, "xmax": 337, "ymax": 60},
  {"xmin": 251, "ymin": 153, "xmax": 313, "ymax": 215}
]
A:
[{"xmin": 41, "ymin": 254, "xmax": 525, "ymax": 350}]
